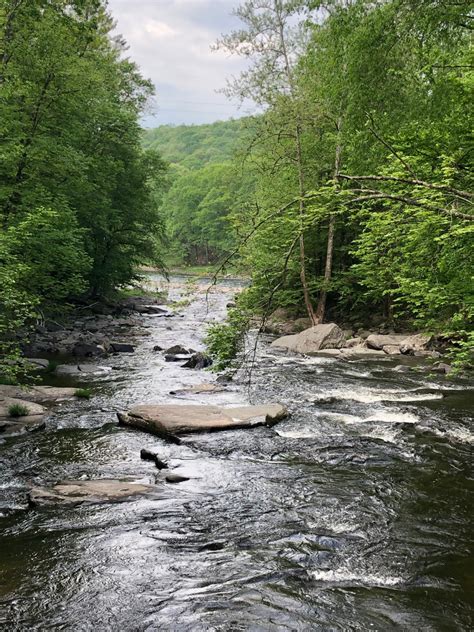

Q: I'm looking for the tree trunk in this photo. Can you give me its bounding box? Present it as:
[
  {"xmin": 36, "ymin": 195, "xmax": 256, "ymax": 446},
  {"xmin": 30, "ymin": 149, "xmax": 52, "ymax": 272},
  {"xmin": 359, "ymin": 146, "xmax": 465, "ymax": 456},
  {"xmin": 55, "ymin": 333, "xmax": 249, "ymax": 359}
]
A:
[
  {"xmin": 275, "ymin": 1, "xmax": 317, "ymax": 324},
  {"xmin": 315, "ymin": 118, "xmax": 342, "ymax": 323},
  {"xmin": 296, "ymin": 125, "xmax": 317, "ymax": 325}
]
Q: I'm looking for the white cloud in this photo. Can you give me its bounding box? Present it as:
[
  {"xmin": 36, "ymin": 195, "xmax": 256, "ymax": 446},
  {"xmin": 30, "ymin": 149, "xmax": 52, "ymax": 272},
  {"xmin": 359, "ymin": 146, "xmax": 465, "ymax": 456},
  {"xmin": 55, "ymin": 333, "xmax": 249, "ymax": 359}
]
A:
[
  {"xmin": 107, "ymin": 0, "xmax": 258, "ymax": 126},
  {"xmin": 145, "ymin": 20, "xmax": 178, "ymax": 38}
]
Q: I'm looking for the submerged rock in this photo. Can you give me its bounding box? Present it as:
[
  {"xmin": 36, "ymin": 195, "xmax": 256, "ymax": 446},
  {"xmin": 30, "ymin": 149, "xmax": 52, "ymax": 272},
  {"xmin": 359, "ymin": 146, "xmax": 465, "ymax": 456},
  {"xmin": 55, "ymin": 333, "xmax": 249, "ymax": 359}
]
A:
[
  {"xmin": 25, "ymin": 358, "xmax": 49, "ymax": 370},
  {"xmin": 271, "ymin": 323, "xmax": 345, "ymax": 355},
  {"xmin": 117, "ymin": 403, "xmax": 288, "ymax": 438},
  {"xmin": 393, "ymin": 365, "xmax": 411, "ymax": 373},
  {"xmin": 28, "ymin": 479, "xmax": 156, "ymax": 507},
  {"xmin": 169, "ymin": 383, "xmax": 226, "ymax": 395},
  {"xmin": 165, "ymin": 473, "xmax": 190, "ymax": 484},
  {"xmin": 55, "ymin": 364, "xmax": 112, "ymax": 377},
  {"xmin": 111, "ymin": 342, "xmax": 135, "ymax": 353}
]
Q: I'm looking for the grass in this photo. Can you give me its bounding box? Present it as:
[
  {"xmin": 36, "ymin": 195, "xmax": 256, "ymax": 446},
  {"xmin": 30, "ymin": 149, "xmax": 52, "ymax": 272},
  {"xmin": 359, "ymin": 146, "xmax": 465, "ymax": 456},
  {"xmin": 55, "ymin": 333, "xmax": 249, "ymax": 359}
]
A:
[
  {"xmin": 74, "ymin": 388, "xmax": 92, "ymax": 399},
  {"xmin": 0, "ymin": 375, "xmax": 18, "ymax": 385},
  {"xmin": 46, "ymin": 359, "xmax": 59, "ymax": 374},
  {"xmin": 8, "ymin": 403, "xmax": 30, "ymax": 418}
]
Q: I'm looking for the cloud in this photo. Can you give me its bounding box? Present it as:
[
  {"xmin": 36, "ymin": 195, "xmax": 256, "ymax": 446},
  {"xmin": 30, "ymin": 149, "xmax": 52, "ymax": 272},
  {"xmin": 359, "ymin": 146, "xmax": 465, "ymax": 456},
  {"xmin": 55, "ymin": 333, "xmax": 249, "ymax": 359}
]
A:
[
  {"xmin": 107, "ymin": 0, "xmax": 257, "ymax": 126},
  {"xmin": 144, "ymin": 20, "xmax": 178, "ymax": 38}
]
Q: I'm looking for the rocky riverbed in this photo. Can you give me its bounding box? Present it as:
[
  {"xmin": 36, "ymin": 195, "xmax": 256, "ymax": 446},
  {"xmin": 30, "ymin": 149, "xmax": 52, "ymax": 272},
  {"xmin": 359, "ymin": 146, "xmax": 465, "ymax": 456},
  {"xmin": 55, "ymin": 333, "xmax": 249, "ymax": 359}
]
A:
[{"xmin": 0, "ymin": 273, "xmax": 473, "ymax": 631}]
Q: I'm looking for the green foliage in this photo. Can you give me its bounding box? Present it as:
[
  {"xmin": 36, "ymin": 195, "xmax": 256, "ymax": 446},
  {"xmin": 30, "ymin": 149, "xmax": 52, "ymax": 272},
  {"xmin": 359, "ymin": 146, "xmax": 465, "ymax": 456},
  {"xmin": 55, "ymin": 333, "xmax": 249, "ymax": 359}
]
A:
[
  {"xmin": 448, "ymin": 331, "xmax": 474, "ymax": 372},
  {"xmin": 8, "ymin": 403, "xmax": 30, "ymax": 418},
  {"xmin": 205, "ymin": 307, "xmax": 250, "ymax": 371},
  {"xmin": 0, "ymin": 0, "xmax": 168, "ymax": 374},
  {"xmin": 143, "ymin": 119, "xmax": 255, "ymax": 266},
  {"xmin": 6, "ymin": 206, "xmax": 91, "ymax": 307},
  {"xmin": 142, "ymin": 120, "xmax": 245, "ymax": 169},
  {"xmin": 217, "ymin": 0, "xmax": 472, "ymax": 358},
  {"xmin": 74, "ymin": 388, "xmax": 92, "ymax": 399},
  {"xmin": 0, "ymin": 0, "xmax": 166, "ymax": 296},
  {"xmin": 163, "ymin": 162, "xmax": 252, "ymax": 264}
]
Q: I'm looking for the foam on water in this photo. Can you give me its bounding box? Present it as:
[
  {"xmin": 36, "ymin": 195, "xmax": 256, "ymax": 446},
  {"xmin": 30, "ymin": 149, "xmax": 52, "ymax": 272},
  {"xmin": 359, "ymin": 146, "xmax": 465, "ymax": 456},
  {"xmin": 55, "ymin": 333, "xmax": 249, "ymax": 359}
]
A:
[
  {"xmin": 310, "ymin": 569, "xmax": 404, "ymax": 587},
  {"xmin": 430, "ymin": 426, "xmax": 474, "ymax": 445},
  {"xmin": 365, "ymin": 410, "xmax": 419, "ymax": 424},
  {"xmin": 312, "ymin": 387, "xmax": 443, "ymax": 404}
]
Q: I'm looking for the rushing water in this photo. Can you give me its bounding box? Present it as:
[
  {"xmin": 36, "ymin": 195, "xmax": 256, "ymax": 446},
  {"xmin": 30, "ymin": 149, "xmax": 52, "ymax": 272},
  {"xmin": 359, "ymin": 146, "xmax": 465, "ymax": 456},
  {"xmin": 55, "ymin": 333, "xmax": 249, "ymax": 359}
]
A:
[{"xmin": 0, "ymin": 276, "xmax": 473, "ymax": 631}]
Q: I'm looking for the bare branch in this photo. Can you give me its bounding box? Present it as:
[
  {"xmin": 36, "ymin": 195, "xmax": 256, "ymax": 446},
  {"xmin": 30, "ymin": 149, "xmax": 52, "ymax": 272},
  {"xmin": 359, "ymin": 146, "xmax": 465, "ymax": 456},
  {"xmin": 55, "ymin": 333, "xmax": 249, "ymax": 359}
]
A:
[{"xmin": 338, "ymin": 173, "xmax": 474, "ymax": 203}]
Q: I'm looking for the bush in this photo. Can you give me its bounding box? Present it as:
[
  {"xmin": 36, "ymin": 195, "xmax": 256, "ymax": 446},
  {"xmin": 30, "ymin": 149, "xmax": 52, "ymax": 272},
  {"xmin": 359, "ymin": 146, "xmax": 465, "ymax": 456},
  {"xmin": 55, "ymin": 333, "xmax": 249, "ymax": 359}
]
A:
[
  {"xmin": 205, "ymin": 307, "xmax": 250, "ymax": 371},
  {"xmin": 8, "ymin": 403, "xmax": 30, "ymax": 417}
]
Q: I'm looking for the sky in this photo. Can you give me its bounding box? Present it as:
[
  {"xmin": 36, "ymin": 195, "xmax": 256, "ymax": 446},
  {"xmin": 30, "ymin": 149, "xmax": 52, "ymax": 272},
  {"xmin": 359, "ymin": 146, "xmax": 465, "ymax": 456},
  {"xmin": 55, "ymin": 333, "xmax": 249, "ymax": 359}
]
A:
[{"xmin": 107, "ymin": 0, "xmax": 257, "ymax": 128}]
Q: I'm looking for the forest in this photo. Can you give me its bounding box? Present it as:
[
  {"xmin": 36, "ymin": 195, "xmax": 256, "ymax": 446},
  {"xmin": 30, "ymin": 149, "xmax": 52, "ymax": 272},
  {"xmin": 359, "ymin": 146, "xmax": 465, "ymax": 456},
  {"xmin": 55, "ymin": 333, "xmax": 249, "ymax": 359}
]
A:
[{"xmin": 0, "ymin": 0, "xmax": 473, "ymax": 377}]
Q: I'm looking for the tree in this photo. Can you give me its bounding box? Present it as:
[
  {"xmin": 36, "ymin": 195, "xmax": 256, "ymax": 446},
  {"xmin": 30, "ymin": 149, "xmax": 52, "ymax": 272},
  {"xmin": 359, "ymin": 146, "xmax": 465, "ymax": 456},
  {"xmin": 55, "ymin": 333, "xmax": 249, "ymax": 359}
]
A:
[{"xmin": 216, "ymin": 0, "xmax": 320, "ymax": 322}]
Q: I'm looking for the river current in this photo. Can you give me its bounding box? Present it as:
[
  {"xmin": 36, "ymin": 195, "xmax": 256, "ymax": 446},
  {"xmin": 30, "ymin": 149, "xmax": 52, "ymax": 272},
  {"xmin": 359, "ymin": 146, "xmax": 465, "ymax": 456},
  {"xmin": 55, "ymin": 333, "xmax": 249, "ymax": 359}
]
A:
[{"xmin": 0, "ymin": 275, "xmax": 473, "ymax": 631}]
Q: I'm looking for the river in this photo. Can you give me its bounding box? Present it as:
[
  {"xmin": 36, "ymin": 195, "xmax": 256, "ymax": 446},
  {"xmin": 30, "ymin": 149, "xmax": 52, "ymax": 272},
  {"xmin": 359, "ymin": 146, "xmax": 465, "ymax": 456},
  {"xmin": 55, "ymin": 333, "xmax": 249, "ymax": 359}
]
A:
[{"xmin": 0, "ymin": 275, "xmax": 473, "ymax": 631}]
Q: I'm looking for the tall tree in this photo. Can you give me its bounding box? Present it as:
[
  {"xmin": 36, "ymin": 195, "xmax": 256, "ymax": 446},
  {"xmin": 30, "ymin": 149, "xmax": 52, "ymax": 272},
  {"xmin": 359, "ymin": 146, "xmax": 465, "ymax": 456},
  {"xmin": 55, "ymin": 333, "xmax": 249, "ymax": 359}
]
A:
[{"xmin": 216, "ymin": 0, "xmax": 319, "ymax": 322}]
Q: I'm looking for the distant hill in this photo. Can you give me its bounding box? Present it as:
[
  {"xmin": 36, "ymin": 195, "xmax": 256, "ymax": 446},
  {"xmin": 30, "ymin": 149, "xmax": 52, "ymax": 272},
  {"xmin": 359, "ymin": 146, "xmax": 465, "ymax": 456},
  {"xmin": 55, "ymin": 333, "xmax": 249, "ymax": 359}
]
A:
[{"xmin": 142, "ymin": 119, "xmax": 246, "ymax": 170}]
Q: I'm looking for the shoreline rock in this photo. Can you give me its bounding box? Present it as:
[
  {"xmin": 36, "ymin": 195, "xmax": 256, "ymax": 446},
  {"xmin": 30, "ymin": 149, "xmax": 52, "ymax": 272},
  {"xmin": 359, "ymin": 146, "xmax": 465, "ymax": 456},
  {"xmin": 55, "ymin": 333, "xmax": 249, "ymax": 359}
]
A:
[{"xmin": 271, "ymin": 324, "xmax": 346, "ymax": 354}]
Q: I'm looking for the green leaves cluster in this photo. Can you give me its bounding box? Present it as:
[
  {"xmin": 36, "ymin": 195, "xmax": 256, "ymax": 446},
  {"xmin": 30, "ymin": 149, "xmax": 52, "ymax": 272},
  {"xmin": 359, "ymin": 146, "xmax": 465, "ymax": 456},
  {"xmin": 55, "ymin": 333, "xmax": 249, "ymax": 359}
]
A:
[{"xmin": 205, "ymin": 307, "xmax": 250, "ymax": 371}]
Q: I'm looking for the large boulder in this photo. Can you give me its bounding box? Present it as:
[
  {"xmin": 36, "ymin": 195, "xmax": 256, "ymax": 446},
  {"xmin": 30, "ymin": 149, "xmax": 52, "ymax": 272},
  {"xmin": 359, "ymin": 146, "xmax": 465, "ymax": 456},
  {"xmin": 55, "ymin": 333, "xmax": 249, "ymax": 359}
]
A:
[
  {"xmin": 117, "ymin": 403, "xmax": 288, "ymax": 439},
  {"xmin": 28, "ymin": 479, "xmax": 156, "ymax": 507},
  {"xmin": 271, "ymin": 323, "xmax": 345, "ymax": 355}
]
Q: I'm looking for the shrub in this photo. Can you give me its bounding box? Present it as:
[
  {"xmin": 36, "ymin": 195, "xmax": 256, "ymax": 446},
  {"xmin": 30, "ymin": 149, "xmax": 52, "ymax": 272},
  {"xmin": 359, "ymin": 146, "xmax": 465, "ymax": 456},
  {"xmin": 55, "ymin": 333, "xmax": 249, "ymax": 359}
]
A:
[{"xmin": 205, "ymin": 307, "xmax": 250, "ymax": 371}]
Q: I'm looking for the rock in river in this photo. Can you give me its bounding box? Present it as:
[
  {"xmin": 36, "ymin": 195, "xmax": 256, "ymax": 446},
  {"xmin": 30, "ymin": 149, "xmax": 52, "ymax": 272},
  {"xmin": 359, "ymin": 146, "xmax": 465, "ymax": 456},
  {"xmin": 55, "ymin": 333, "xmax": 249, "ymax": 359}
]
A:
[
  {"xmin": 117, "ymin": 403, "xmax": 288, "ymax": 439},
  {"xmin": 28, "ymin": 479, "xmax": 156, "ymax": 507},
  {"xmin": 182, "ymin": 352, "xmax": 213, "ymax": 369},
  {"xmin": 271, "ymin": 323, "xmax": 345, "ymax": 355}
]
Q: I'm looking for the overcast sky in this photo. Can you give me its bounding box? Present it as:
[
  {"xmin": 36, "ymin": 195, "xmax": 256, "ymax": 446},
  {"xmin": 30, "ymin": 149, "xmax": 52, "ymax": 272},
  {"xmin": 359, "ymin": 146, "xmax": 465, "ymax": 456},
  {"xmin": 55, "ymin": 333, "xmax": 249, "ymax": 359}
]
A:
[{"xmin": 107, "ymin": 0, "xmax": 257, "ymax": 127}]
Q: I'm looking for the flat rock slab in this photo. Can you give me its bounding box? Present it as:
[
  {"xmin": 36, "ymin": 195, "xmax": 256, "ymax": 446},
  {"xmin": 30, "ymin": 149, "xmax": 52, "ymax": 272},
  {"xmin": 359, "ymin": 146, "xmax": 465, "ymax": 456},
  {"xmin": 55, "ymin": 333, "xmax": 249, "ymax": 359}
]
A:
[
  {"xmin": 28, "ymin": 479, "xmax": 156, "ymax": 507},
  {"xmin": 0, "ymin": 385, "xmax": 77, "ymax": 403},
  {"xmin": 271, "ymin": 323, "xmax": 345, "ymax": 355},
  {"xmin": 118, "ymin": 403, "xmax": 288, "ymax": 438}
]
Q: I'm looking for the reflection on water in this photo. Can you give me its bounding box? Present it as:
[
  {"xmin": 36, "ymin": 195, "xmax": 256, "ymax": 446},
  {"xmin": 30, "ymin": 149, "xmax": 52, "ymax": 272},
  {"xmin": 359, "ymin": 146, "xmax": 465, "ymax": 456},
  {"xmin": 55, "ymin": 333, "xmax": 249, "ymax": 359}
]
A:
[{"xmin": 0, "ymin": 276, "xmax": 473, "ymax": 630}]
